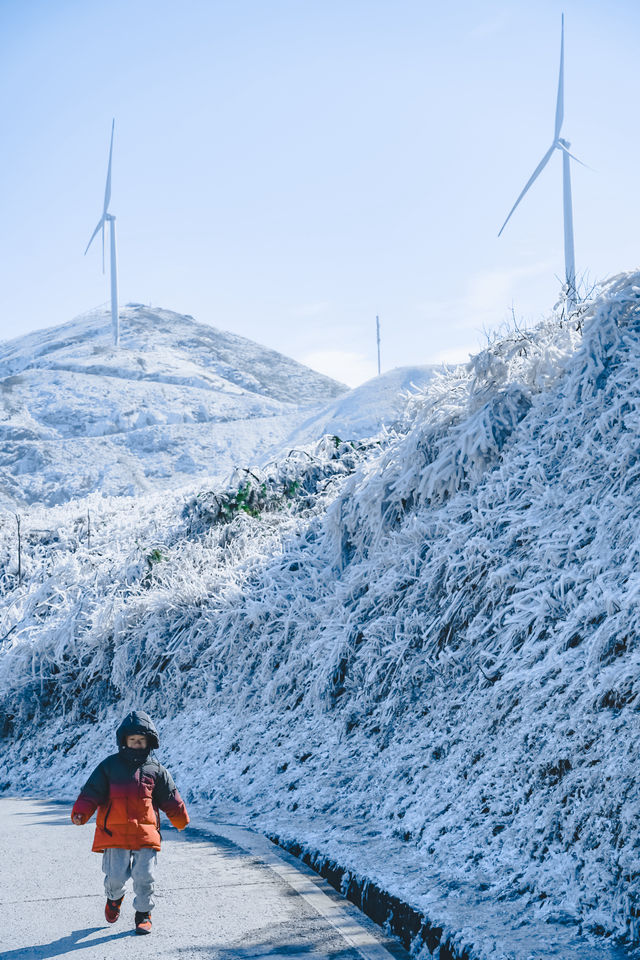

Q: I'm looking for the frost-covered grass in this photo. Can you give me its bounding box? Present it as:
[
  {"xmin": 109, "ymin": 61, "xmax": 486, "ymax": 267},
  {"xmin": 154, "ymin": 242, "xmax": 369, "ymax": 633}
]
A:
[{"xmin": 3, "ymin": 273, "xmax": 640, "ymax": 958}]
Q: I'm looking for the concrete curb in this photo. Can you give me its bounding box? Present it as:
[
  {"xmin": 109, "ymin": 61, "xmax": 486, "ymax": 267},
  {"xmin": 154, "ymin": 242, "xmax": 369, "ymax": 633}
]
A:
[{"xmin": 268, "ymin": 834, "xmax": 472, "ymax": 960}]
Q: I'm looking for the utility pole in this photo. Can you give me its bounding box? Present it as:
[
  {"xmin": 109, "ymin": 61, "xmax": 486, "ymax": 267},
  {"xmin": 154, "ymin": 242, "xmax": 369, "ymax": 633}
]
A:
[{"xmin": 376, "ymin": 315, "xmax": 381, "ymax": 376}]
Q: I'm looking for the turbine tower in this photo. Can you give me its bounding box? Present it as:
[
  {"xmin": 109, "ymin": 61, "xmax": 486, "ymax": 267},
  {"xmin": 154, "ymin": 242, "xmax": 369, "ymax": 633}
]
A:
[
  {"xmin": 85, "ymin": 119, "xmax": 119, "ymax": 346},
  {"xmin": 499, "ymin": 15, "xmax": 582, "ymax": 312}
]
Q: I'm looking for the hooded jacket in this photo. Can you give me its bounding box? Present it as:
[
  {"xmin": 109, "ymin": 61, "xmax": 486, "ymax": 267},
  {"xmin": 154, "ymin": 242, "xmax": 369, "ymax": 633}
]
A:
[{"xmin": 71, "ymin": 710, "xmax": 189, "ymax": 852}]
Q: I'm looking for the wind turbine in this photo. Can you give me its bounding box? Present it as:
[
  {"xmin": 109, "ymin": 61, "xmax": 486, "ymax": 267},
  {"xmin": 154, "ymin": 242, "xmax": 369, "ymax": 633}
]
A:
[
  {"xmin": 85, "ymin": 119, "xmax": 119, "ymax": 346},
  {"xmin": 499, "ymin": 15, "xmax": 583, "ymax": 312}
]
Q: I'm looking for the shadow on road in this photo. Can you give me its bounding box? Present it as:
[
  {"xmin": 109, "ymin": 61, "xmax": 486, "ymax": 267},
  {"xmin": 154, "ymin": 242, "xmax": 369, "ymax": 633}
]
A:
[
  {"xmin": 0, "ymin": 926, "xmax": 134, "ymax": 960},
  {"xmin": 174, "ymin": 941, "xmax": 364, "ymax": 958},
  {"xmin": 11, "ymin": 800, "xmax": 73, "ymax": 830}
]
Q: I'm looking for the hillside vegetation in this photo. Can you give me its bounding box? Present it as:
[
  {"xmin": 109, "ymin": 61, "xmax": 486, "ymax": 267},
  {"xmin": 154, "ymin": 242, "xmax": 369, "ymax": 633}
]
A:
[{"xmin": 2, "ymin": 272, "xmax": 640, "ymax": 957}]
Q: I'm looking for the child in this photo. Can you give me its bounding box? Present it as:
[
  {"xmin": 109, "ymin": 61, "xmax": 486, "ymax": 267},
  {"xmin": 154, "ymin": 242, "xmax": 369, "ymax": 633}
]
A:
[{"xmin": 71, "ymin": 709, "xmax": 189, "ymax": 935}]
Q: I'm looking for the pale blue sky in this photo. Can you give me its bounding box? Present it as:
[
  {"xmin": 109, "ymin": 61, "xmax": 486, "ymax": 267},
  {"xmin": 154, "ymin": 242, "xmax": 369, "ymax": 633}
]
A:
[{"xmin": 1, "ymin": 0, "xmax": 639, "ymax": 385}]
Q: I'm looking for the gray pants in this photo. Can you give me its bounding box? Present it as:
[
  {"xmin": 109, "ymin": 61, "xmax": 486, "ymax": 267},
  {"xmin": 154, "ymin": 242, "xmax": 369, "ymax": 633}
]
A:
[{"xmin": 102, "ymin": 847, "xmax": 157, "ymax": 912}]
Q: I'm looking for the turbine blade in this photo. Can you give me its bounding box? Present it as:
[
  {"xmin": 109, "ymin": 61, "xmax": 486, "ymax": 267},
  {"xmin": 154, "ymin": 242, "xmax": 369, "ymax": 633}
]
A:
[
  {"xmin": 85, "ymin": 216, "xmax": 105, "ymax": 255},
  {"xmin": 554, "ymin": 14, "xmax": 564, "ymax": 140},
  {"xmin": 103, "ymin": 118, "xmax": 114, "ymax": 215},
  {"xmin": 101, "ymin": 221, "xmax": 105, "ymax": 274},
  {"xmin": 498, "ymin": 143, "xmax": 556, "ymax": 237},
  {"xmin": 558, "ymin": 141, "xmax": 592, "ymax": 170}
]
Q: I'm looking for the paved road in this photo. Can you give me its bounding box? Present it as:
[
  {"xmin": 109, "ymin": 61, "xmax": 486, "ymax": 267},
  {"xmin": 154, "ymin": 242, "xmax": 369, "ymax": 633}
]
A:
[{"xmin": 0, "ymin": 798, "xmax": 409, "ymax": 960}]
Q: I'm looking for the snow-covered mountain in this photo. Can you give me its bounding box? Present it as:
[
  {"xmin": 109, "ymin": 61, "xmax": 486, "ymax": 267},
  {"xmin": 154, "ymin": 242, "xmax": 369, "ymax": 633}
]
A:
[
  {"xmin": 287, "ymin": 364, "xmax": 441, "ymax": 445},
  {"xmin": 0, "ymin": 305, "xmax": 348, "ymax": 507},
  {"xmin": 4, "ymin": 275, "xmax": 640, "ymax": 958}
]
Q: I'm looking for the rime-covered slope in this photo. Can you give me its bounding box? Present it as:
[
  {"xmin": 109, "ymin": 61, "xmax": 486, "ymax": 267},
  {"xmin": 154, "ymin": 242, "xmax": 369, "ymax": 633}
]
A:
[
  {"xmin": 2, "ymin": 274, "xmax": 640, "ymax": 958},
  {"xmin": 0, "ymin": 305, "xmax": 347, "ymax": 507}
]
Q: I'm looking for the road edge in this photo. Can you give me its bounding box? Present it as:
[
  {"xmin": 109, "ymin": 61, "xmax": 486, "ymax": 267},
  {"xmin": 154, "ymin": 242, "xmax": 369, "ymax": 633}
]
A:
[{"xmin": 267, "ymin": 833, "xmax": 471, "ymax": 960}]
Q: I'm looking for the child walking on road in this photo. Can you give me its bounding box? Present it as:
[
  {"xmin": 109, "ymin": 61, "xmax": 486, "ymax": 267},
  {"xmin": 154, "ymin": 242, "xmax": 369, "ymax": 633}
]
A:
[{"xmin": 71, "ymin": 709, "xmax": 189, "ymax": 935}]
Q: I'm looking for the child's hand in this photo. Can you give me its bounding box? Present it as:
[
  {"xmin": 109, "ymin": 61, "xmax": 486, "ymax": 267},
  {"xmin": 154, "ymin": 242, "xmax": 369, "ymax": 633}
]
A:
[{"xmin": 71, "ymin": 814, "xmax": 84, "ymax": 825}]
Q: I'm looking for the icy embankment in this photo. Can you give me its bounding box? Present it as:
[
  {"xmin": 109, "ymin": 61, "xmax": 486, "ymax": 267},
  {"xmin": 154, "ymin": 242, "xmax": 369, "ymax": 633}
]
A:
[{"xmin": 2, "ymin": 273, "xmax": 640, "ymax": 958}]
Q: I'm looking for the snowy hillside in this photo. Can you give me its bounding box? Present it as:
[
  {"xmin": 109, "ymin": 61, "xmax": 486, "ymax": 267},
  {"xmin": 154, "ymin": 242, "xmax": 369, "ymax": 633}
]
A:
[
  {"xmin": 3, "ymin": 274, "xmax": 640, "ymax": 957},
  {"xmin": 0, "ymin": 305, "xmax": 347, "ymax": 507},
  {"xmin": 287, "ymin": 365, "xmax": 441, "ymax": 445}
]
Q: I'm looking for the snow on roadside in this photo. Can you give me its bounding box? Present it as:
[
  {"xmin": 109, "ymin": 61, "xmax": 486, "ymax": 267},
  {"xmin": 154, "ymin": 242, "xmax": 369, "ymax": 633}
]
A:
[{"xmin": 3, "ymin": 274, "xmax": 640, "ymax": 957}]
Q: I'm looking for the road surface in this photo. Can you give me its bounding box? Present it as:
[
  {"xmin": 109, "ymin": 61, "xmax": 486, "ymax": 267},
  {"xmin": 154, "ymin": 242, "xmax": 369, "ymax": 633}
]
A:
[{"xmin": 0, "ymin": 798, "xmax": 409, "ymax": 960}]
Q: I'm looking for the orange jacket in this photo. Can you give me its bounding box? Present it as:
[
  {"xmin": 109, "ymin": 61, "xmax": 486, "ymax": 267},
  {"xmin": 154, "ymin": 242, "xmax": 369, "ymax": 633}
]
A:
[
  {"xmin": 72, "ymin": 752, "xmax": 189, "ymax": 851},
  {"xmin": 71, "ymin": 711, "xmax": 189, "ymax": 851}
]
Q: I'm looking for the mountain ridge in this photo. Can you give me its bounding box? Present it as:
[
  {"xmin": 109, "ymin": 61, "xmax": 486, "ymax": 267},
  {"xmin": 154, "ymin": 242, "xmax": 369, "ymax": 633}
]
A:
[
  {"xmin": 0, "ymin": 305, "xmax": 348, "ymax": 507},
  {"xmin": 0, "ymin": 304, "xmax": 347, "ymax": 404}
]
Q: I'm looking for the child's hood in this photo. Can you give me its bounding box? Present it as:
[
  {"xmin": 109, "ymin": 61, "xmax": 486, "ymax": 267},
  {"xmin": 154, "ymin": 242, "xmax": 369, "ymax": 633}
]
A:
[{"xmin": 116, "ymin": 710, "xmax": 160, "ymax": 750}]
